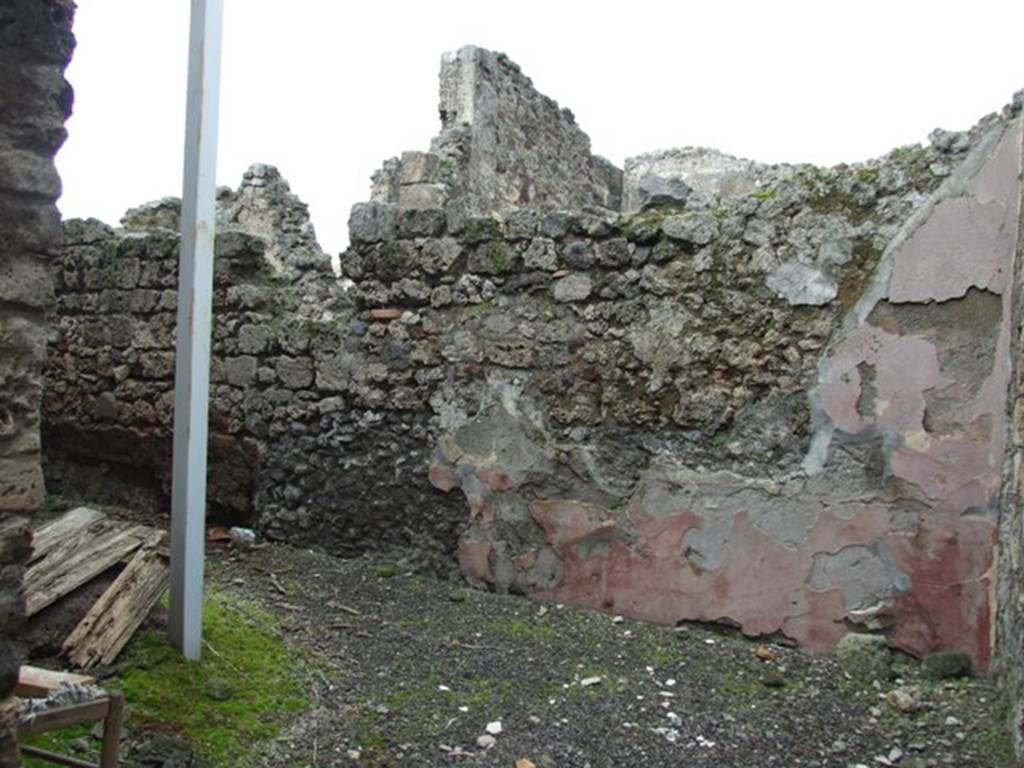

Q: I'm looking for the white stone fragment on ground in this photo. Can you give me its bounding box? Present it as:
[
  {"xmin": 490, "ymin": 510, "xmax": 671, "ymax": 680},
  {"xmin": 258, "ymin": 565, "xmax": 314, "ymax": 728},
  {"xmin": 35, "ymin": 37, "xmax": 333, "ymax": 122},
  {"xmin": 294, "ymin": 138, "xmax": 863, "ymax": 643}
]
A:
[
  {"xmin": 485, "ymin": 720, "xmax": 502, "ymax": 735},
  {"xmin": 580, "ymin": 676, "xmax": 602, "ymax": 687},
  {"xmin": 885, "ymin": 686, "xmax": 921, "ymax": 713},
  {"xmin": 476, "ymin": 734, "xmax": 497, "ymax": 749},
  {"xmin": 653, "ymin": 727, "xmax": 679, "ymax": 743},
  {"xmin": 229, "ymin": 526, "xmax": 256, "ymax": 545}
]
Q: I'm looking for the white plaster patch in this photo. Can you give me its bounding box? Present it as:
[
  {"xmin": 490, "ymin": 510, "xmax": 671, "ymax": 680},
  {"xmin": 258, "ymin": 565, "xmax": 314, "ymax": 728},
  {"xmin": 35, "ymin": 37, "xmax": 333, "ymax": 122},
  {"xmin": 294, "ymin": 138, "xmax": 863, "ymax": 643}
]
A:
[{"xmin": 766, "ymin": 261, "xmax": 837, "ymax": 306}]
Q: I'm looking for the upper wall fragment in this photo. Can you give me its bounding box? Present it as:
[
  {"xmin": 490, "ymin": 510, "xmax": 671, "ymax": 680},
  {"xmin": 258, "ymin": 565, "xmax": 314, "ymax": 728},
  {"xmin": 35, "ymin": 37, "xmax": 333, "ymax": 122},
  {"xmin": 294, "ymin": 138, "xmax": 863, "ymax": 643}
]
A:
[{"xmin": 364, "ymin": 46, "xmax": 622, "ymax": 229}]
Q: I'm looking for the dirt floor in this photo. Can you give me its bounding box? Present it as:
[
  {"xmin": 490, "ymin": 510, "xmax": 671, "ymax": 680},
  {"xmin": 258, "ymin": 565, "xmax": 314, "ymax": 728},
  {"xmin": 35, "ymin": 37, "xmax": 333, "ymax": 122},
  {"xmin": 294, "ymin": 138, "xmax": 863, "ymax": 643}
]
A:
[
  {"xmin": 192, "ymin": 541, "xmax": 1017, "ymax": 768},
  {"xmin": 21, "ymin": 518, "xmax": 1021, "ymax": 768}
]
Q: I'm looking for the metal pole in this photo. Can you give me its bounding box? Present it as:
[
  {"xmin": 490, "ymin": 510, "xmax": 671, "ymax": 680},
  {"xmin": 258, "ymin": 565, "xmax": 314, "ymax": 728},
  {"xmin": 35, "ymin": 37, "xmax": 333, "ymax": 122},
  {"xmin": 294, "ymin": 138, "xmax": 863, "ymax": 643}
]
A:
[{"xmin": 169, "ymin": 0, "xmax": 223, "ymax": 660}]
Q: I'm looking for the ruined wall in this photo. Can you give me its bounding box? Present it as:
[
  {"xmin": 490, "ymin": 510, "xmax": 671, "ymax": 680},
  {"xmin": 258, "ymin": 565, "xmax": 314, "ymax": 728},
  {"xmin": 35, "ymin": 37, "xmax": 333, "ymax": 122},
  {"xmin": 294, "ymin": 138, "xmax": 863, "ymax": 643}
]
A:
[
  {"xmin": 46, "ymin": 95, "xmax": 1024, "ymax": 669},
  {"xmin": 44, "ymin": 167, "xmax": 470, "ymax": 572},
  {"xmin": 40, "ymin": 46, "xmax": 1024, "ymax": 681},
  {"xmin": 0, "ymin": 0, "xmax": 75, "ymax": 764},
  {"xmin": 370, "ymin": 46, "xmax": 621, "ymax": 226}
]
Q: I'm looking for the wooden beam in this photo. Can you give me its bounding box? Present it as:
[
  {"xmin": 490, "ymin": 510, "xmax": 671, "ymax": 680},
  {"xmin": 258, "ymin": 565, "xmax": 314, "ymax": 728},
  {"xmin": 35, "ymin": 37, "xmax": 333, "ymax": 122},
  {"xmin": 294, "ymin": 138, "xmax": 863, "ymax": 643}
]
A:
[
  {"xmin": 64, "ymin": 532, "xmax": 169, "ymax": 668},
  {"xmin": 19, "ymin": 745, "xmax": 100, "ymax": 768},
  {"xmin": 17, "ymin": 700, "xmax": 111, "ymax": 737},
  {"xmin": 168, "ymin": 0, "xmax": 224, "ymax": 661}
]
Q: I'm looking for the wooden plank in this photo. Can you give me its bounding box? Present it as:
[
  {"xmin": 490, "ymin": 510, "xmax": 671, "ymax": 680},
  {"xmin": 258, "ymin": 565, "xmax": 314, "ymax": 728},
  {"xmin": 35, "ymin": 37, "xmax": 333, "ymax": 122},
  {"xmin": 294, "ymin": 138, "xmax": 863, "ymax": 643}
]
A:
[
  {"xmin": 17, "ymin": 699, "xmax": 111, "ymax": 737},
  {"xmin": 24, "ymin": 521, "xmax": 153, "ymax": 617},
  {"xmin": 98, "ymin": 693, "xmax": 123, "ymax": 768},
  {"xmin": 16, "ymin": 666, "xmax": 95, "ymax": 698},
  {"xmin": 29, "ymin": 507, "xmax": 105, "ymax": 564},
  {"xmin": 64, "ymin": 531, "xmax": 170, "ymax": 668},
  {"xmin": 19, "ymin": 744, "xmax": 100, "ymax": 768}
]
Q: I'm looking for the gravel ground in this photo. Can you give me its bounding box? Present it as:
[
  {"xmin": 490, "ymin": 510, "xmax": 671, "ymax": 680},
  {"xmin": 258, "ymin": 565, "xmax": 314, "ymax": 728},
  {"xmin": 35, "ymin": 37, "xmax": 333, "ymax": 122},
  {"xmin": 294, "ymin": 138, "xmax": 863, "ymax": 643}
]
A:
[{"xmin": 196, "ymin": 542, "xmax": 1019, "ymax": 768}]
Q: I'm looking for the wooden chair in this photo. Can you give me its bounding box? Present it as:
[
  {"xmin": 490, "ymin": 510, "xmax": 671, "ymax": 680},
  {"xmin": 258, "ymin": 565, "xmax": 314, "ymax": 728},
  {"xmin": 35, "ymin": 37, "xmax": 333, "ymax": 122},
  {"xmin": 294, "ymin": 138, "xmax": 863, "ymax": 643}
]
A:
[{"xmin": 15, "ymin": 665, "xmax": 123, "ymax": 768}]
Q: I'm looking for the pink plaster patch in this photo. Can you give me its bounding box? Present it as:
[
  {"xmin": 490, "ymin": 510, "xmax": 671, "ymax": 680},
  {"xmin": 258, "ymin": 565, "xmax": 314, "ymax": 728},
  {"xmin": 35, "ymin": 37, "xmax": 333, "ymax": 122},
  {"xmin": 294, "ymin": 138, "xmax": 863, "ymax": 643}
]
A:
[
  {"xmin": 889, "ymin": 124, "xmax": 1022, "ymax": 302},
  {"xmin": 458, "ymin": 540, "xmax": 493, "ymax": 583},
  {"xmin": 530, "ymin": 499, "xmax": 618, "ymax": 547},
  {"xmin": 428, "ymin": 464, "xmax": 458, "ymax": 492},
  {"xmin": 478, "ymin": 467, "xmax": 514, "ymax": 492}
]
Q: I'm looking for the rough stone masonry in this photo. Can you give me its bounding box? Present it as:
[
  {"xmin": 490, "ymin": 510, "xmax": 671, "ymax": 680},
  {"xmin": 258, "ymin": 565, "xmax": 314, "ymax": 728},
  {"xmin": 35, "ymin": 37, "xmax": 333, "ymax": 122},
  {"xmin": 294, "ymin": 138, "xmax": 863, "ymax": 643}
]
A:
[
  {"xmin": 34, "ymin": 44, "xmax": 1024, "ymax": 753},
  {"xmin": 0, "ymin": 0, "xmax": 76, "ymax": 765}
]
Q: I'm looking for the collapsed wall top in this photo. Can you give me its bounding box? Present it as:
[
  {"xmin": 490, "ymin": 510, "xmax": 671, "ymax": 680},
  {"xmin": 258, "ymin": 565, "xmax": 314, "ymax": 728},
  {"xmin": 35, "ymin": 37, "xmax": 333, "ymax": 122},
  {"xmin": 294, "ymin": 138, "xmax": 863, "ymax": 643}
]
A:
[
  {"xmin": 119, "ymin": 163, "xmax": 331, "ymax": 281},
  {"xmin": 362, "ymin": 46, "xmax": 622, "ymax": 233}
]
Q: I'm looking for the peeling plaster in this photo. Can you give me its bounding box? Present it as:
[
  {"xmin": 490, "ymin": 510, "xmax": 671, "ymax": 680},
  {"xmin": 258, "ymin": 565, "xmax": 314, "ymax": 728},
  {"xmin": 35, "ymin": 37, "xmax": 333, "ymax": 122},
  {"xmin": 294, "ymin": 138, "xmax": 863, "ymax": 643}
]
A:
[{"xmin": 428, "ymin": 119, "xmax": 1023, "ymax": 669}]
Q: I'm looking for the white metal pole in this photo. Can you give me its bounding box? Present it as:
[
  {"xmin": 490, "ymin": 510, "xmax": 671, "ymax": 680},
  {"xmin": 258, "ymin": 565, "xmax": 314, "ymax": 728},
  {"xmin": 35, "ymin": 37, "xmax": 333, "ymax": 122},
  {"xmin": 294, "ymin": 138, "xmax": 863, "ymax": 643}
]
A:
[{"xmin": 169, "ymin": 0, "xmax": 223, "ymax": 661}]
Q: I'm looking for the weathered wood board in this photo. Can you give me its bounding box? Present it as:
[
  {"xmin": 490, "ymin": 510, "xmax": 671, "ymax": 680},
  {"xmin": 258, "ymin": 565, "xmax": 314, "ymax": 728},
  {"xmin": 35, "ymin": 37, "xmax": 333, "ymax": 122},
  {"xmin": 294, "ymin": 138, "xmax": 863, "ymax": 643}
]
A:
[
  {"xmin": 25, "ymin": 514, "xmax": 153, "ymax": 617},
  {"xmin": 63, "ymin": 531, "xmax": 170, "ymax": 668},
  {"xmin": 29, "ymin": 507, "xmax": 105, "ymax": 564}
]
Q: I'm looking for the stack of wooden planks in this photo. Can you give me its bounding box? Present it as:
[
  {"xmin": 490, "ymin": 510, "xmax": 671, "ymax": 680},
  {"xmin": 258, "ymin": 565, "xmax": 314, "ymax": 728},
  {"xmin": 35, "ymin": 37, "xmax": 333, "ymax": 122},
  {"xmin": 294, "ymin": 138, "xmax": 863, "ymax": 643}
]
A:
[{"xmin": 24, "ymin": 508, "xmax": 170, "ymax": 669}]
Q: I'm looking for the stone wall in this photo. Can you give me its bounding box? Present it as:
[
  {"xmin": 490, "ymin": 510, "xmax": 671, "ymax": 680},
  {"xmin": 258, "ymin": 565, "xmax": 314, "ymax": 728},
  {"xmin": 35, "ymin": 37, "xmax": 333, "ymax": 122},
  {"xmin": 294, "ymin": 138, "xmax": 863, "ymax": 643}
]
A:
[
  {"xmin": 44, "ymin": 168, "xmax": 470, "ymax": 572},
  {"xmin": 998, "ymin": 120, "xmax": 1024, "ymax": 756},
  {"xmin": 370, "ymin": 46, "xmax": 622, "ymax": 226},
  {"xmin": 0, "ymin": 0, "xmax": 75, "ymax": 764},
  {"xmin": 45, "ymin": 85, "xmax": 1024, "ymax": 672}
]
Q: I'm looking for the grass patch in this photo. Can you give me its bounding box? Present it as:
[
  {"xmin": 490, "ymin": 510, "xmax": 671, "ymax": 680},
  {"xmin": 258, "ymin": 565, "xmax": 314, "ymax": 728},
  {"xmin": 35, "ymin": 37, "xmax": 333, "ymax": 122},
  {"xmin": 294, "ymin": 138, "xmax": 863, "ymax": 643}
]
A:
[
  {"xmin": 26, "ymin": 592, "xmax": 310, "ymax": 768},
  {"xmin": 21, "ymin": 725, "xmax": 93, "ymax": 767},
  {"xmin": 118, "ymin": 593, "xmax": 309, "ymax": 765}
]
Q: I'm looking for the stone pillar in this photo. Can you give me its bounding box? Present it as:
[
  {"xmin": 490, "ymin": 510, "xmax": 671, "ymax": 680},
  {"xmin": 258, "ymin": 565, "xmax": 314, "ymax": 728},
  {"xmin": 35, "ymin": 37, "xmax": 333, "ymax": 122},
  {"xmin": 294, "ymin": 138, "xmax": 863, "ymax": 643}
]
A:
[{"xmin": 0, "ymin": 1, "xmax": 76, "ymax": 764}]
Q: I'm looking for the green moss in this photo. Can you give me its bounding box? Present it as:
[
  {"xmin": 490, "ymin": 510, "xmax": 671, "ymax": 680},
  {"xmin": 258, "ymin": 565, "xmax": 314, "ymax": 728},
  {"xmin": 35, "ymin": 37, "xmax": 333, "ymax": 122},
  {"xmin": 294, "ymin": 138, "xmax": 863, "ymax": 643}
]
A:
[
  {"xmin": 463, "ymin": 218, "xmax": 502, "ymax": 243},
  {"xmin": 121, "ymin": 593, "xmax": 308, "ymax": 766},
  {"xmin": 22, "ymin": 725, "xmax": 93, "ymax": 768},
  {"xmin": 487, "ymin": 242, "xmax": 513, "ymax": 274},
  {"xmin": 454, "ymin": 303, "xmax": 491, "ymax": 319},
  {"xmin": 890, "ymin": 144, "xmax": 926, "ymax": 163},
  {"xmin": 643, "ymin": 640, "xmax": 677, "ymax": 667},
  {"xmin": 977, "ymin": 722, "xmax": 1020, "ymax": 767},
  {"xmin": 468, "ymin": 240, "xmax": 515, "ymax": 275},
  {"xmin": 22, "ymin": 593, "xmax": 309, "ymax": 767},
  {"xmin": 753, "ymin": 187, "xmax": 776, "ymax": 202},
  {"xmin": 374, "ymin": 562, "xmax": 399, "ymax": 579},
  {"xmin": 487, "ymin": 618, "xmax": 560, "ymax": 643},
  {"xmin": 922, "ymin": 649, "xmax": 973, "ymax": 680},
  {"xmin": 855, "ymin": 166, "xmax": 880, "ymax": 184},
  {"xmin": 716, "ymin": 671, "xmax": 768, "ymax": 700},
  {"xmin": 431, "ymin": 158, "xmax": 457, "ymax": 183},
  {"xmin": 619, "ymin": 211, "xmax": 667, "ymax": 244},
  {"xmin": 837, "ymin": 239, "xmax": 884, "ymax": 310},
  {"xmin": 808, "ymin": 187, "xmax": 872, "ymax": 225}
]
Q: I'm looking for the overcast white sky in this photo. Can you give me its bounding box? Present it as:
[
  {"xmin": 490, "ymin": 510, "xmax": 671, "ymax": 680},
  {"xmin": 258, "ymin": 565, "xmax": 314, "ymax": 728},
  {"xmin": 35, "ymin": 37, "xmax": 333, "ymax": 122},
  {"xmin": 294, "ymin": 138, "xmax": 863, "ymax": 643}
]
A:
[{"xmin": 57, "ymin": 0, "xmax": 1024, "ymax": 256}]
